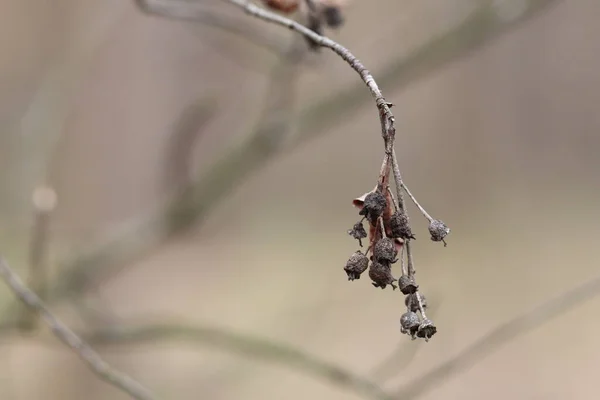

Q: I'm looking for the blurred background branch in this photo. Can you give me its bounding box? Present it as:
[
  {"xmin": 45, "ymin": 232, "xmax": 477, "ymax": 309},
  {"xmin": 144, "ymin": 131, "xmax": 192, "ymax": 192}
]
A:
[
  {"xmin": 0, "ymin": 257, "xmax": 158, "ymax": 400},
  {"xmin": 86, "ymin": 319, "xmax": 392, "ymax": 400}
]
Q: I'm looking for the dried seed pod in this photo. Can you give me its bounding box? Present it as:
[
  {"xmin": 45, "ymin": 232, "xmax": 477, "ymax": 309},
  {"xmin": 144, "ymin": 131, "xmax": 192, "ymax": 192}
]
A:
[
  {"xmin": 429, "ymin": 219, "xmax": 450, "ymax": 245},
  {"xmin": 405, "ymin": 293, "xmax": 427, "ymax": 312},
  {"xmin": 373, "ymin": 237, "xmax": 398, "ymax": 264},
  {"xmin": 323, "ymin": 6, "xmax": 344, "ymax": 27},
  {"xmin": 359, "ymin": 190, "xmax": 387, "ymax": 223},
  {"xmin": 398, "ymin": 275, "xmax": 418, "ymax": 295},
  {"xmin": 347, "ymin": 221, "xmax": 367, "ymax": 247},
  {"xmin": 263, "ymin": 0, "xmax": 300, "ymax": 13},
  {"xmin": 400, "ymin": 311, "xmax": 420, "ymax": 337},
  {"xmin": 416, "ymin": 319, "xmax": 437, "ymax": 341},
  {"xmin": 389, "ymin": 211, "xmax": 415, "ymax": 240},
  {"xmin": 344, "ymin": 251, "xmax": 369, "ymax": 281},
  {"xmin": 369, "ymin": 261, "xmax": 397, "ymax": 290}
]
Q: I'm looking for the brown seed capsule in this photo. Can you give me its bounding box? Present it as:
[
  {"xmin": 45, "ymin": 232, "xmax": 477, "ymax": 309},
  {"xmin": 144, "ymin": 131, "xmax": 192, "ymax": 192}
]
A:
[
  {"xmin": 429, "ymin": 219, "xmax": 450, "ymax": 246},
  {"xmin": 398, "ymin": 275, "xmax": 418, "ymax": 295},
  {"xmin": 344, "ymin": 251, "xmax": 369, "ymax": 281},
  {"xmin": 400, "ymin": 311, "xmax": 420, "ymax": 337},
  {"xmin": 347, "ymin": 221, "xmax": 367, "ymax": 247},
  {"xmin": 416, "ymin": 319, "xmax": 437, "ymax": 341},
  {"xmin": 389, "ymin": 211, "xmax": 415, "ymax": 240},
  {"xmin": 359, "ymin": 190, "xmax": 387, "ymax": 223},
  {"xmin": 405, "ymin": 293, "xmax": 427, "ymax": 312},
  {"xmin": 323, "ymin": 6, "xmax": 344, "ymax": 27},
  {"xmin": 373, "ymin": 237, "xmax": 398, "ymax": 264},
  {"xmin": 263, "ymin": 0, "xmax": 300, "ymax": 13},
  {"xmin": 369, "ymin": 261, "xmax": 397, "ymax": 290}
]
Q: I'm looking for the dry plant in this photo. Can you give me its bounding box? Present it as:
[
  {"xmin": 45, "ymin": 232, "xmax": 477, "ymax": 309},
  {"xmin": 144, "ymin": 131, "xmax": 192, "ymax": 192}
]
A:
[{"xmin": 0, "ymin": 1, "xmax": 581, "ymax": 400}]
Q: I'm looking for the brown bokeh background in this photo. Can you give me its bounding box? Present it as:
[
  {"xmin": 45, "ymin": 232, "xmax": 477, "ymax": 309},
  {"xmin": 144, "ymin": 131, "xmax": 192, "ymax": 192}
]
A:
[{"xmin": 1, "ymin": 0, "xmax": 600, "ymax": 399}]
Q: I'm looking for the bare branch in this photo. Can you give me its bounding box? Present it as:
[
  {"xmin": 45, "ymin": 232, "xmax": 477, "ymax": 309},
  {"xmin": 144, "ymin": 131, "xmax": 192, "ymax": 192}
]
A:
[
  {"xmin": 224, "ymin": 0, "xmax": 394, "ymax": 127},
  {"xmin": 86, "ymin": 321, "xmax": 393, "ymax": 400},
  {"xmin": 0, "ymin": 0, "xmax": 558, "ymax": 325},
  {"xmin": 0, "ymin": 257, "xmax": 158, "ymax": 400}
]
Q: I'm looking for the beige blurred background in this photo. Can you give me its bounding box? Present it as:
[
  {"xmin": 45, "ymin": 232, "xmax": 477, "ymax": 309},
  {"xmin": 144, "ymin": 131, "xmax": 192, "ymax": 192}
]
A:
[{"xmin": 1, "ymin": 0, "xmax": 600, "ymax": 399}]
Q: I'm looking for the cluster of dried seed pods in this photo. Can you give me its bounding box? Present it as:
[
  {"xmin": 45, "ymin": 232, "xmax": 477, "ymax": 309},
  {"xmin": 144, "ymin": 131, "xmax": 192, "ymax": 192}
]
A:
[{"xmin": 344, "ymin": 183, "xmax": 449, "ymax": 342}]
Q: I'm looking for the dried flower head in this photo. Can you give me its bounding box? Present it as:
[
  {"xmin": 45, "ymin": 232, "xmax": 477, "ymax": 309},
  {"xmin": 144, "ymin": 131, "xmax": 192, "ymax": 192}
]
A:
[
  {"xmin": 389, "ymin": 211, "xmax": 415, "ymax": 240},
  {"xmin": 344, "ymin": 251, "xmax": 369, "ymax": 281},
  {"xmin": 373, "ymin": 237, "xmax": 398, "ymax": 264},
  {"xmin": 400, "ymin": 311, "xmax": 420, "ymax": 337},
  {"xmin": 429, "ymin": 219, "xmax": 450, "ymax": 246},
  {"xmin": 417, "ymin": 319, "xmax": 437, "ymax": 341},
  {"xmin": 369, "ymin": 261, "xmax": 397, "ymax": 290},
  {"xmin": 398, "ymin": 275, "xmax": 418, "ymax": 295},
  {"xmin": 359, "ymin": 190, "xmax": 387, "ymax": 223},
  {"xmin": 405, "ymin": 293, "xmax": 427, "ymax": 312},
  {"xmin": 347, "ymin": 221, "xmax": 367, "ymax": 247}
]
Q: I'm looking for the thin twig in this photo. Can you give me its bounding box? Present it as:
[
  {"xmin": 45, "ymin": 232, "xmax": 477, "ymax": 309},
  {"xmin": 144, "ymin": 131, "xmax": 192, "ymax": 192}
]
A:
[
  {"xmin": 405, "ymin": 240, "xmax": 415, "ymax": 277},
  {"xmin": 135, "ymin": 0, "xmax": 286, "ymax": 54},
  {"xmin": 86, "ymin": 321, "xmax": 393, "ymax": 400},
  {"xmin": 19, "ymin": 186, "xmax": 57, "ymax": 332},
  {"xmin": 0, "ymin": 257, "xmax": 158, "ymax": 400},
  {"xmin": 394, "ymin": 274, "xmax": 600, "ymax": 400},
  {"xmin": 400, "ymin": 179, "xmax": 433, "ymax": 222},
  {"xmin": 224, "ymin": 0, "xmax": 395, "ymax": 127}
]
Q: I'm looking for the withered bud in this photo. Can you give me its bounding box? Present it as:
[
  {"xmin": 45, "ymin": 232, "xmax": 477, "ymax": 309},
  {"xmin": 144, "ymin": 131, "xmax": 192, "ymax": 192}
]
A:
[
  {"xmin": 359, "ymin": 190, "xmax": 387, "ymax": 223},
  {"xmin": 323, "ymin": 6, "xmax": 344, "ymax": 27},
  {"xmin": 400, "ymin": 311, "xmax": 420, "ymax": 337},
  {"xmin": 347, "ymin": 221, "xmax": 367, "ymax": 247},
  {"xmin": 416, "ymin": 319, "xmax": 437, "ymax": 341},
  {"xmin": 369, "ymin": 261, "xmax": 397, "ymax": 290},
  {"xmin": 389, "ymin": 211, "xmax": 415, "ymax": 240},
  {"xmin": 344, "ymin": 251, "xmax": 369, "ymax": 281},
  {"xmin": 429, "ymin": 219, "xmax": 450, "ymax": 246},
  {"xmin": 373, "ymin": 237, "xmax": 398, "ymax": 264},
  {"xmin": 398, "ymin": 275, "xmax": 418, "ymax": 295},
  {"xmin": 405, "ymin": 293, "xmax": 427, "ymax": 312}
]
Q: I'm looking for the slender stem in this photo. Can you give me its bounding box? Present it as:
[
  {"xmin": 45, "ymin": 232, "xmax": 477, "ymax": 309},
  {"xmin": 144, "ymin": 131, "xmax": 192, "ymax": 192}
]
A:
[
  {"xmin": 378, "ymin": 217, "xmax": 386, "ymax": 238},
  {"xmin": 390, "ymin": 149, "xmax": 407, "ymax": 211},
  {"xmin": 400, "ymin": 245, "xmax": 407, "ymax": 276},
  {"xmin": 0, "ymin": 257, "xmax": 158, "ymax": 400},
  {"xmin": 224, "ymin": 0, "xmax": 395, "ymax": 132},
  {"xmin": 405, "ymin": 240, "xmax": 415, "ymax": 277},
  {"xmin": 415, "ymin": 292, "xmax": 427, "ymax": 320},
  {"xmin": 401, "ymin": 180, "xmax": 433, "ymax": 222}
]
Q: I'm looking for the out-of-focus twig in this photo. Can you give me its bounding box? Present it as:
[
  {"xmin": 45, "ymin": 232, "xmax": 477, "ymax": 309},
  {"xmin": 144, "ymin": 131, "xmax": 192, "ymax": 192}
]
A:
[
  {"xmin": 18, "ymin": 186, "xmax": 57, "ymax": 332},
  {"xmin": 393, "ymin": 273, "xmax": 600, "ymax": 400},
  {"xmin": 0, "ymin": 0, "xmax": 559, "ymax": 325},
  {"xmin": 163, "ymin": 99, "xmax": 218, "ymax": 193},
  {"xmin": 0, "ymin": 257, "xmax": 158, "ymax": 400},
  {"xmin": 135, "ymin": 0, "xmax": 287, "ymax": 54},
  {"xmin": 86, "ymin": 320, "xmax": 393, "ymax": 400}
]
